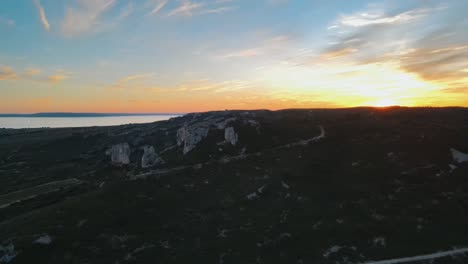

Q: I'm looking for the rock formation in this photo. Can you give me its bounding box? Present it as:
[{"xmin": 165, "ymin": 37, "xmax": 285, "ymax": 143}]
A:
[
  {"xmin": 224, "ymin": 127, "xmax": 238, "ymax": 145},
  {"xmin": 141, "ymin": 145, "xmax": 163, "ymax": 168},
  {"xmin": 176, "ymin": 126, "xmax": 210, "ymax": 154},
  {"xmin": 106, "ymin": 143, "xmax": 130, "ymax": 166},
  {"xmin": 451, "ymin": 148, "xmax": 468, "ymax": 163}
]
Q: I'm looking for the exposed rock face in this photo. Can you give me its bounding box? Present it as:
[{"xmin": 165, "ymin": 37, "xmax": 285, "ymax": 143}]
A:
[
  {"xmin": 216, "ymin": 117, "xmax": 237, "ymax": 129},
  {"xmin": 176, "ymin": 115, "xmax": 239, "ymax": 154},
  {"xmin": 451, "ymin": 148, "xmax": 468, "ymax": 163},
  {"xmin": 224, "ymin": 127, "xmax": 239, "ymax": 146},
  {"xmin": 34, "ymin": 234, "xmax": 52, "ymax": 245},
  {"xmin": 106, "ymin": 143, "xmax": 130, "ymax": 166},
  {"xmin": 141, "ymin": 145, "xmax": 164, "ymax": 168},
  {"xmin": 176, "ymin": 125, "xmax": 210, "ymax": 154}
]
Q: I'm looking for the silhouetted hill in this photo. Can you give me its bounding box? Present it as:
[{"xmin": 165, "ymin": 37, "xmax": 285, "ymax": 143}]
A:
[
  {"xmin": 0, "ymin": 107, "xmax": 467, "ymax": 264},
  {"xmin": 0, "ymin": 112, "xmax": 181, "ymax": 118}
]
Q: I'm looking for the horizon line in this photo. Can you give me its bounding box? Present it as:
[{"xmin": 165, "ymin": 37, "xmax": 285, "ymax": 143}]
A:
[{"xmin": 0, "ymin": 105, "xmax": 467, "ymax": 116}]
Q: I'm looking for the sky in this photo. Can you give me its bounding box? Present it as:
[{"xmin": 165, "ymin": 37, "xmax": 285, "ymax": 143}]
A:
[{"xmin": 0, "ymin": 0, "xmax": 467, "ymax": 113}]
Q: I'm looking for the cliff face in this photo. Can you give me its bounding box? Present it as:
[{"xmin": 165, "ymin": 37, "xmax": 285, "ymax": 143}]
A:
[{"xmin": 0, "ymin": 107, "xmax": 468, "ymax": 264}]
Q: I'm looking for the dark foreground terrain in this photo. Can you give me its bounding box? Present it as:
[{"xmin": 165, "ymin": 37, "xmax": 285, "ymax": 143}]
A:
[{"xmin": 1, "ymin": 107, "xmax": 468, "ymax": 264}]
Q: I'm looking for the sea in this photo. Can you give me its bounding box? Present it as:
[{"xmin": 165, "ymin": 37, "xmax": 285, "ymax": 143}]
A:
[{"xmin": 0, "ymin": 114, "xmax": 181, "ymax": 129}]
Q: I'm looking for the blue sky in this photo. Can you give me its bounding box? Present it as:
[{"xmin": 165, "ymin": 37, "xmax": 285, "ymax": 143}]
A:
[{"xmin": 0, "ymin": 0, "xmax": 467, "ymax": 112}]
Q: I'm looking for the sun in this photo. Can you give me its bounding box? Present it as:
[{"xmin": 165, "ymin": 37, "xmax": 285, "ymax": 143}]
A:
[{"xmin": 371, "ymin": 98, "xmax": 400, "ymax": 107}]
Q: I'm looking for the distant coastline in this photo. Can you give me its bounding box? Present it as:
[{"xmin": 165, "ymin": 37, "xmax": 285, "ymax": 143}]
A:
[{"xmin": 0, "ymin": 113, "xmax": 184, "ymax": 118}]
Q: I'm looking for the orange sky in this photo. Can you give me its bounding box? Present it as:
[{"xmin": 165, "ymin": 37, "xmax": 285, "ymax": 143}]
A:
[{"xmin": 1, "ymin": 0, "xmax": 467, "ymax": 113}]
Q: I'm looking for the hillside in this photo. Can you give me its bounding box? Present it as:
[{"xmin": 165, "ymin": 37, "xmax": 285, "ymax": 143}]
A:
[{"xmin": 1, "ymin": 107, "xmax": 468, "ymax": 264}]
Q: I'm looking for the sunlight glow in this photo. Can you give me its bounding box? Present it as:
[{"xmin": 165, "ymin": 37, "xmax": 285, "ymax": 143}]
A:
[{"xmin": 369, "ymin": 98, "xmax": 399, "ymax": 107}]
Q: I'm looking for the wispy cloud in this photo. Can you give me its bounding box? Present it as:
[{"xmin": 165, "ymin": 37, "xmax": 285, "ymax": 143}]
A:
[
  {"xmin": 25, "ymin": 68, "xmax": 42, "ymax": 76},
  {"xmin": 0, "ymin": 16, "xmax": 15, "ymax": 27},
  {"xmin": 150, "ymin": 0, "xmax": 169, "ymax": 15},
  {"xmin": 45, "ymin": 69, "xmax": 72, "ymax": 83},
  {"xmin": 173, "ymin": 79, "xmax": 256, "ymax": 92},
  {"xmin": 168, "ymin": 0, "xmax": 204, "ymax": 17},
  {"xmin": 314, "ymin": 0, "xmax": 468, "ymax": 99},
  {"xmin": 118, "ymin": 2, "xmax": 134, "ymax": 20},
  {"xmin": 61, "ymin": 0, "xmax": 116, "ymax": 37},
  {"xmin": 47, "ymin": 73, "xmax": 70, "ymax": 83},
  {"xmin": 331, "ymin": 8, "xmax": 432, "ymax": 28},
  {"xmin": 120, "ymin": 73, "xmax": 154, "ymax": 83},
  {"xmin": 200, "ymin": 6, "xmax": 236, "ymax": 14},
  {"xmin": 1, "ymin": 66, "xmax": 71, "ymax": 83},
  {"xmin": 217, "ymin": 48, "xmax": 260, "ymax": 59},
  {"xmin": 167, "ymin": 0, "xmax": 235, "ymax": 17},
  {"xmin": 0, "ymin": 66, "xmax": 18, "ymax": 80},
  {"xmin": 109, "ymin": 73, "xmax": 156, "ymax": 89},
  {"xmin": 215, "ymin": 34, "xmax": 292, "ymax": 60},
  {"xmin": 33, "ymin": 0, "xmax": 50, "ymax": 31}
]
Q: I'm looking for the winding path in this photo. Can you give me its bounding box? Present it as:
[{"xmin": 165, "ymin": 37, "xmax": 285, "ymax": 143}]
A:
[
  {"xmin": 131, "ymin": 125, "xmax": 326, "ymax": 180},
  {"xmin": 360, "ymin": 247, "xmax": 468, "ymax": 264}
]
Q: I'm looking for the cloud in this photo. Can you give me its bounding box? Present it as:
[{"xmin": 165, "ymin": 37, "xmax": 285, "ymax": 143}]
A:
[
  {"xmin": 168, "ymin": 0, "xmax": 204, "ymax": 17},
  {"xmin": 173, "ymin": 79, "xmax": 257, "ymax": 92},
  {"xmin": 0, "ymin": 66, "xmax": 17, "ymax": 80},
  {"xmin": 33, "ymin": 0, "xmax": 50, "ymax": 31},
  {"xmin": 47, "ymin": 70, "xmax": 71, "ymax": 83},
  {"xmin": 119, "ymin": 73, "xmax": 154, "ymax": 83},
  {"xmin": 332, "ymin": 8, "xmax": 432, "ymax": 28},
  {"xmin": 167, "ymin": 0, "xmax": 235, "ymax": 17},
  {"xmin": 217, "ymin": 48, "xmax": 260, "ymax": 59},
  {"xmin": 109, "ymin": 73, "xmax": 155, "ymax": 89},
  {"xmin": 47, "ymin": 74, "xmax": 69, "ymax": 83},
  {"xmin": 214, "ymin": 34, "xmax": 293, "ymax": 60},
  {"xmin": 0, "ymin": 66, "xmax": 72, "ymax": 84},
  {"xmin": 150, "ymin": 0, "xmax": 169, "ymax": 15},
  {"xmin": 315, "ymin": 0, "xmax": 468, "ymax": 98},
  {"xmin": 0, "ymin": 16, "xmax": 15, "ymax": 27},
  {"xmin": 118, "ymin": 2, "xmax": 134, "ymax": 20},
  {"xmin": 200, "ymin": 6, "xmax": 236, "ymax": 14},
  {"xmin": 25, "ymin": 68, "xmax": 42, "ymax": 76},
  {"xmin": 61, "ymin": 0, "xmax": 116, "ymax": 37}
]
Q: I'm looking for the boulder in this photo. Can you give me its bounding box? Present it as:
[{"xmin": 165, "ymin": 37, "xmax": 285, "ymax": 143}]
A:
[
  {"xmin": 106, "ymin": 143, "xmax": 130, "ymax": 166},
  {"xmin": 141, "ymin": 145, "xmax": 163, "ymax": 168},
  {"xmin": 177, "ymin": 125, "xmax": 210, "ymax": 154},
  {"xmin": 451, "ymin": 148, "xmax": 468, "ymax": 163},
  {"xmin": 224, "ymin": 127, "xmax": 238, "ymax": 145}
]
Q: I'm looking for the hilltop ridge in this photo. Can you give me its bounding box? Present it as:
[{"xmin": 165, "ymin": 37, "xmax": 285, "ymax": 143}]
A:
[{"xmin": 0, "ymin": 107, "xmax": 467, "ymax": 264}]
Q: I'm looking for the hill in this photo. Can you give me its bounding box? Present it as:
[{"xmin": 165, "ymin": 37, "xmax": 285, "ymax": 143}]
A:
[{"xmin": 0, "ymin": 107, "xmax": 468, "ymax": 264}]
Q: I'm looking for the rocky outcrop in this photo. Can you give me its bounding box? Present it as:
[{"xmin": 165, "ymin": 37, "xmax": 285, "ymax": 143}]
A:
[
  {"xmin": 451, "ymin": 148, "xmax": 468, "ymax": 163},
  {"xmin": 175, "ymin": 115, "xmax": 240, "ymax": 154},
  {"xmin": 216, "ymin": 117, "xmax": 237, "ymax": 129},
  {"xmin": 106, "ymin": 143, "xmax": 130, "ymax": 166},
  {"xmin": 141, "ymin": 145, "xmax": 164, "ymax": 168},
  {"xmin": 224, "ymin": 127, "xmax": 238, "ymax": 145},
  {"xmin": 34, "ymin": 234, "xmax": 52, "ymax": 245},
  {"xmin": 177, "ymin": 126, "xmax": 210, "ymax": 154}
]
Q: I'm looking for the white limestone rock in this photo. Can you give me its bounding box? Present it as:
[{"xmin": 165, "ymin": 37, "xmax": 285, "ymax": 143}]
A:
[
  {"xmin": 224, "ymin": 127, "xmax": 239, "ymax": 146},
  {"xmin": 141, "ymin": 145, "xmax": 164, "ymax": 168},
  {"xmin": 34, "ymin": 234, "xmax": 52, "ymax": 245},
  {"xmin": 106, "ymin": 143, "xmax": 130, "ymax": 166},
  {"xmin": 216, "ymin": 117, "xmax": 237, "ymax": 129},
  {"xmin": 177, "ymin": 125, "xmax": 210, "ymax": 154},
  {"xmin": 451, "ymin": 148, "xmax": 468, "ymax": 163}
]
